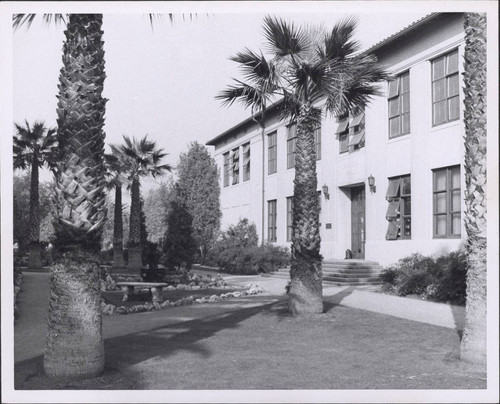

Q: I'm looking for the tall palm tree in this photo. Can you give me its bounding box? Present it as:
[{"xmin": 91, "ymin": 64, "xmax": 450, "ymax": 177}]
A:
[
  {"xmin": 14, "ymin": 13, "xmax": 108, "ymax": 380},
  {"xmin": 460, "ymin": 12, "xmax": 487, "ymax": 368},
  {"xmin": 104, "ymin": 145, "xmax": 130, "ymax": 269},
  {"xmin": 217, "ymin": 48, "xmax": 279, "ymax": 245},
  {"xmin": 119, "ymin": 135, "xmax": 171, "ymax": 272},
  {"xmin": 219, "ymin": 16, "xmax": 387, "ymax": 315},
  {"xmin": 13, "ymin": 120, "xmax": 57, "ymax": 269}
]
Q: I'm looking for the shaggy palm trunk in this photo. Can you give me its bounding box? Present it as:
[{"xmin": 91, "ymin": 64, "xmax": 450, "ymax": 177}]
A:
[
  {"xmin": 28, "ymin": 157, "xmax": 42, "ymax": 269},
  {"xmin": 112, "ymin": 184, "xmax": 125, "ymax": 268},
  {"xmin": 128, "ymin": 177, "xmax": 142, "ymax": 272},
  {"xmin": 46, "ymin": 14, "xmax": 107, "ymax": 380},
  {"xmin": 460, "ymin": 13, "xmax": 487, "ymax": 368},
  {"xmin": 288, "ymin": 103, "xmax": 323, "ymax": 315}
]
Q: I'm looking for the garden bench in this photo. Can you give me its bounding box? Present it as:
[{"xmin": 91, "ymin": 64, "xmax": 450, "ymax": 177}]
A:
[{"xmin": 115, "ymin": 282, "xmax": 168, "ymax": 303}]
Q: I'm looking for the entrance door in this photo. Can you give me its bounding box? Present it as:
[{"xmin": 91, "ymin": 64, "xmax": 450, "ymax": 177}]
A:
[{"xmin": 351, "ymin": 186, "xmax": 365, "ymax": 259}]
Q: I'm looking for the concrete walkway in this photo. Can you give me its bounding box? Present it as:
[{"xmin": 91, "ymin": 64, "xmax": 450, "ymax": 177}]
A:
[{"xmin": 14, "ymin": 270, "xmax": 464, "ymax": 363}]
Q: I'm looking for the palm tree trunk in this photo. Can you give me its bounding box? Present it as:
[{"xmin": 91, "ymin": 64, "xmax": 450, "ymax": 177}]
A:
[
  {"xmin": 288, "ymin": 103, "xmax": 323, "ymax": 315},
  {"xmin": 128, "ymin": 176, "xmax": 142, "ymax": 272},
  {"xmin": 44, "ymin": 250, "xmax": 104, "ymax": 379},
  {"xmin": 460, "ymin": 12, "xmax": 487, "ymax": 368},
  {"xmin": 46, "ymin": 14, "xmax": 107, "ymax": 380},
  {"xmin": 28, "ymin": 157, "xmax": 42, "ymax": 269},
  {"xmin": 112, "ymin": 184, "xmax": 125, "ymax": 268}
]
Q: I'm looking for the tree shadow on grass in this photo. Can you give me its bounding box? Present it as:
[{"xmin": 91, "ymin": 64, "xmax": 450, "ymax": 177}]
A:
[
  {"xmin": 323, "ymin": 286, "xmax": 356, "ymax": 312},
  {"xmin": 15, "ymin": 298, "xmax": 284, "ymax": 389}
]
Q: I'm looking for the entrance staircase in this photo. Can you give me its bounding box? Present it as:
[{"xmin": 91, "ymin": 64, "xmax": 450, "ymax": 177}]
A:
[{"xmin": 270, "ymin": 259, "xmax": 385, "ymax": 286}]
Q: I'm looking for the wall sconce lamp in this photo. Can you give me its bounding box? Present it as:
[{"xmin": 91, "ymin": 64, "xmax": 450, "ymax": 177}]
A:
[
  {"xmin": 322, "ymin": 184, "xmax": 330, "ymax": 200},
  {"xmin": 368, "ymin": 174, "xmax": 376, "ymax": 193}
]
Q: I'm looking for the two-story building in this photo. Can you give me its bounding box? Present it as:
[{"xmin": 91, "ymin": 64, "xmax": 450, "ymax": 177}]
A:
[{"xmin": 207, "ymin": 13, "xmax": 466, "ymax": 266}]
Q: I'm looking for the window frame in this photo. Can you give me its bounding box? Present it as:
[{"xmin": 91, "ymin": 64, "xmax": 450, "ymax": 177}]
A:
[
  {"xmin": 268, "ymin": 199, "xmax": 277, "ymax": 242},
  {"xmin": 286, "ymin": 124, "xmax": 296, "ymax": 169},
  {"xmin": 223, "ymin": 152, "xmax": 230, "ymax": 187},
  {"xmin": 242, "ymin": 142, "xmax": 250, "ymax": 182},
  {"xmin": 231, "ymin": 147, "xmax": 240, "ymax": 185},
  {"xmin": 433, "ymin": 165, "xmax": 461, "ymax": 238},
  {"xmin": 268, "ymin": 131, "xmax": 277, "ymax": 175},
  {"xmin": 314, "ymin": 126, "xmax": 321, "ymax": 160},
  {"xmin": 286, "ymin": 196, "xmax": 293, "ymax": 242},
  {"xmin": 431, "ymin": 49, "xmax": 460, "ymax": 126},
  {"xmin": 388, "ymin": 71, "xmax": 410, "ymax": 139},
  {"xmin": 385, "ymin": 174, "xmax": 411, "ymax": 240}
]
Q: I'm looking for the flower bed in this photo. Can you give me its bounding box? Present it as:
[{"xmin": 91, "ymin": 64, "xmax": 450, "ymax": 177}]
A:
[{"xmin": 100, "ymin": 284, "xmax": 264, "ymax": 315}]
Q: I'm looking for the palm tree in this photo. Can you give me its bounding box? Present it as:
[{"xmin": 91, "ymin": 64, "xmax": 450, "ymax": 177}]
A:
[
  {"xmin": 460, "ymin": 12, "xmax": 487, "ymax": 368},
  {"xmin": 13, "ymin": 120, "xmax": 57, "ymax": 269},
  {"xmin": 14, "ymin": 13, "xmax": 108, "ymax": 380},
  {"xmin": 104, "ymin": 146, "xmax": 130, "ymax": 269},
  {"xmin": 217, "ymin": 49, "xmax": 279, "ymax": 245},
  {"xmin": 219, "ymin": 16, "xmax": 387, "ymax": 315},
  {"xmin": 119, "ymin": 135, "xmax": 171, "ymax": 272}
]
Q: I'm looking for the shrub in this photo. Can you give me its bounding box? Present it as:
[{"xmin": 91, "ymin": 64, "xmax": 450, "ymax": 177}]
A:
[{"xmin": 381, "ymin": 250, "xmax": 467, "ymax": 304}]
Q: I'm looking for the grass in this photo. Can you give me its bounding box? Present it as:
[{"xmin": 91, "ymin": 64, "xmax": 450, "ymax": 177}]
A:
[{"xmin": 14, "ymin": 294, "xmax": 486, "ymax": 390}]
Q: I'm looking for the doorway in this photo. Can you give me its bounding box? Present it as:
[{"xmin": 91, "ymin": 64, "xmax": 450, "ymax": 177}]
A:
[{"xmin": 351, "ymin": 186, "xmax": 365, "ymax": 259}]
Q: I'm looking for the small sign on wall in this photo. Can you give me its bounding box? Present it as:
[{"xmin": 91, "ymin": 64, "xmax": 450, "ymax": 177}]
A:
[{"xmin": 325, "ymin": 223, "xmax": 332, "ymax": 229}]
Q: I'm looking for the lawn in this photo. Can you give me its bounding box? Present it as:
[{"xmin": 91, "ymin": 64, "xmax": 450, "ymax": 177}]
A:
[{"xmin": 14, "ymin": 294, "xmax": 486, "ymax": 390}]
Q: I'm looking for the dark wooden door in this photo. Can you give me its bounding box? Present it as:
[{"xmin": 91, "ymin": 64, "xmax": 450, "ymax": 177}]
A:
[{"xmin": 351, "ymin": 186, "xmax": 366, "ymax": 259}]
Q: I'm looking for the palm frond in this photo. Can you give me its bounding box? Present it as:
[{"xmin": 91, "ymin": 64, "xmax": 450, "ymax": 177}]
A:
[
  {"xmin": 13, "ymin": 13, "xmax": 66, "ymax": 30},
  {"xmin": 320, "ymin": 16, "xmax": 360, "ymax": 60},
  {"xmin": 263, "ymin": 16, "xmax": 310, "ymax": 57}
]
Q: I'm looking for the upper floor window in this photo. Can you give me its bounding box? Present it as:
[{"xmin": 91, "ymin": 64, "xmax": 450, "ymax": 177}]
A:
[
  {"xmin": 385, "ymin": 175, "xmax": 411, "ymax": 240},
  {"xmin": 231, "ymin": 147, "xmax": 239, "ymax": 185},
  {"xmin": 336, "ymin": 109, "xmax": 365, "ymax": 154},
  {"xmin": 268, "ymin": 131, "xmax": 277, "ymax": 175},
  {"xmin": 432, "ymin": 49, "xmax": 460, "ymax": 126},
  {"xmin": 223, "ymin": 152, "xmax": 230, "ymax": 187},
  {"xmin": 287, "ymin": 124, "xmax": 296, "ymax": 169},
  {"xmin": 388, "ymin": 71, "xmax": 410, "ymax": 138},
  {"xmin": 433, "ymin": 165, "xmax": 461, "ymax": 238},
  {"xmin": 242, "ymin": 142, "xmax": 250, "ymax": 181}
]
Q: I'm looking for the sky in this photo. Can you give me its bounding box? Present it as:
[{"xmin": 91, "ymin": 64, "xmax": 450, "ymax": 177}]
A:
[{"xmin": 12, "ymin": 6, "xmax": 430, "ymax": 190}]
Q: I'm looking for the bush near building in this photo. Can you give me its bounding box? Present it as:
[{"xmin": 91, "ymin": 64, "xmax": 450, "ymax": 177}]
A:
[
  {"xmin": 207, "ymin": 218, "xmax": 290, "ymax": 275},
  {"xmin": 381, "ymin": 250, "xmax": 467, "ymax": 305}
]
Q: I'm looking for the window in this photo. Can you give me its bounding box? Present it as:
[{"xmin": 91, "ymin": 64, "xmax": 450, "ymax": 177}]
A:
[
  {"xmin": 314, "ymin": 126, "xmax": 321, "ymax": 160},
  {"xmin": 231, "ymin": 147, "xmax": 239, "ymax": 185},
  {"xmin": 388, "ymin": 72, "xmax": 410, "ymax": 138},
  {"xmin": 268, "ymin": 200, "xmax": 277, "ymax": 242},
  {"xmin": 336, "ymin": 110, "xmax": 365, "ymax": 153},
  {"xmin": 287, "ymin": 124, "xmax": 296, "ymax": 169},
  {"xmin": 432, "ymin": 49, "xmax": 460, "ymax": 126},
  {"xmin": 223, "ymin": 152, "xmax": 230, "ymax": 187},
  {"xmin": 268, "ymin": 131, "xmax": 277, "ymax": 175},
  {"xmin": 242, "ymin": 143, "xmax": 250, "ymax": 181},
  {"xmin": 286, "ymin": 196, "xmax": 293, "ymax": 242},
  {"xmin": 385, "ymin": 175, "xmax": 411, "ymax": 240},
  {"xmin": 433, "ymin": 166, "xmax": 461, "ymax": 238}
]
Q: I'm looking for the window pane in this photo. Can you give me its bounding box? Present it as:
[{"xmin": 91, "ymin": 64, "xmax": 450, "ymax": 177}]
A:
[
  {"xmin": 448, "ymin": 74, "xmax": 459, "ymax": 97},
  {"xmin": 386, "ymin": 178, "xmax": 401, "ymax": 199},
  {"xmin": 401, "ymin": 73, "xmax": 410, "ymax": 93},
  {"xmin": 404, "ymin": 197, "xmax": 411, "ymax": 215},
  {"xmin": 451, "ymin": 167, "xmax": 461, "ymax": 188},
  {"xmin": 389, "ymin": 117, "xmax": 400, "ymax": 137},
  {"xmin": 433, "ymin": 56, "xmax": 446, "ymax": 80},
  {"xmin": 389, "ymin": 98, "xmax": 400, "ymax": 117},
  {"xmin": 446, "ymin": 50, "xmax": 459, "ymax": 75},
  {"xmin": 432, "ymin": 79, "xmax": 446, "ymax": 102},
  {"xmin": 434, "ymin": 169, "xmax": 447, "ymax": 191},
  {"xmin": 386, "ymin": 199, "xmax": 400, "ymax": 218},
  {"xmin": 386, "ymin": 220, "xmax": 399, "ymax": 240},
  {"xmin": 401, "ymin": 176, "xmax": 411, "ymax": 195},
  {"xmin": 452, "ymin": 214, "xmax": 461, "ymax": 235},
  {"xmin": 403, "ymin": 217, "xmax": 411, "ymax": 237},
  {"xmin": 401, "ymin": 93, "xmax": 410, "ymax": 113},
  {"xmin": 448, "ymin": 96, "xmax": 460, "ymax": 121},
  {"xmin": 451, "ymin": 190, "xmax": 461, "ymax": 211},
  {"xmin": 402, "ymin": 113, "xmax": 411, "ymax": 134},
  {"xmin": 433, "ymin": 100, "xmax": 447, "ymax": 125},
  {"xmin": 435, "ymin": 215, "xmax": 447, "ymax": 236},
  {"xmin": 388, "ymin": 79, "xmax": 399, "ymax": 98},
  {"xmin": 435, "ymin": 192, "xmax": 447, "ymax": 213}
]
